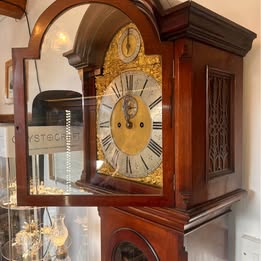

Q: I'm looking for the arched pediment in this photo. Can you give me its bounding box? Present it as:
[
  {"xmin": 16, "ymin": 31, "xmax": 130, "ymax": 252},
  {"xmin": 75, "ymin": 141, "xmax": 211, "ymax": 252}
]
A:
[{"xmin": 64, "ymin": 2, "xmax": 158, "ymax": 69}]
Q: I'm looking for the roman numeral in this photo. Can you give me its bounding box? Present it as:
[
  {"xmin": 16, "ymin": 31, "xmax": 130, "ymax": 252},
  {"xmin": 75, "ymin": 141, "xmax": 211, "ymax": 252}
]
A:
[
  {"xmin": 140, "ymin": 155, "xmax": 149, "ymax": 171},
  {"xmin": 153, "ymin": 121, "xmax": 162, "ymax": 130},
  {"xmin": 148, "ymin": 139, "xmax": 162, "ymax": 157},
  {"xmin": 112, "ymin": 149, "xmax": 120, "ymax": 167},
  {"xmin": 102, "ymin": 135, "xmax": 112, "ymax": 151},
  {"xmin": 140, "ymin": 79, "xmax": 148, "ymax": 97},
  {"xmin": 102, "ymin": 103, "xmax": 112, "ymax": 110},
  {"xmin": 126, "ymin": 156, "xmax": 132, "ymax": 174},
  {"xmin": 149, "ymin": 96, "xmax": 162, "ymax": 110},
  {"xmin": 126, "ymin": 74, "xmax": 134, "ymax": 91},
  {"xmin": 112, "ymin": 83, "xmax": 121, "ymax": 99},
  {"xmin": 99, "ymin": 121, "xmax": 110, "ymax": 128}
]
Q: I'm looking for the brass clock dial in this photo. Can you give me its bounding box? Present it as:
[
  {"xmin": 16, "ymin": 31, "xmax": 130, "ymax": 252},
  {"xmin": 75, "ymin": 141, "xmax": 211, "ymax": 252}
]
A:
[
  {"xmin": 118, "ymin": 27, "xmax": 141, "ymax": 63},
  {"xmin": 97, "ymin": 70, "xmax": 162, "ymax": 178}
]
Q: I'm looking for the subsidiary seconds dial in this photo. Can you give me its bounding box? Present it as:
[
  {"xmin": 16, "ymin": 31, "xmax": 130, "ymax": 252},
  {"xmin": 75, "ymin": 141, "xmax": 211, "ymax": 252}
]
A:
[
  {"xmin": 97, "ymin": 71, "xmax": 162, "ymax": 178},
  {"xmin": 118, "ymin": 27, "xmax": 141, "ymax": 63}
]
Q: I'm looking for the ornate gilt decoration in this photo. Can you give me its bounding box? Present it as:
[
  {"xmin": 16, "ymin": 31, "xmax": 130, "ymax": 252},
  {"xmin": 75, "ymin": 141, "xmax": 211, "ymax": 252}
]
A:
[{"xmin": 96, "ymin": 23, "xmax": 162, "ymax": 187}]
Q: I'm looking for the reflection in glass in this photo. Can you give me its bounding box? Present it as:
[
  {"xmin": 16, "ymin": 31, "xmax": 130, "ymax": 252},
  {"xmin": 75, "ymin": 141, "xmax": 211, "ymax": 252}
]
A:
[
  {"xmin": 22, "ymin": 3, "xmax": 163, "ymax": 199},
  {"xmin": 24, "ymin": 5, "xmax": 87, "ymax": 197}
]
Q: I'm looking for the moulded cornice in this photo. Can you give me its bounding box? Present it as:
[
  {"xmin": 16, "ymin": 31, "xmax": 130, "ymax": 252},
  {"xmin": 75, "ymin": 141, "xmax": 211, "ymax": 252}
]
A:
[{"xmin": 0, "ymin": 0, "xmax": 27, "ymax": 19}]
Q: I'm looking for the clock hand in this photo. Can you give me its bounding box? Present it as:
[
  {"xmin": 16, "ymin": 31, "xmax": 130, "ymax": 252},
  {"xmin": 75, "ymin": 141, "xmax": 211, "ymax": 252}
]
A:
[
  {"xmin": 123, "ymin": 95, "xmax": 138, "ymax": 129},
  {"xmin": 123, "ymin": 95, "xmax": 132, "ymax": 128},
  {"xmin": 126, "ymin": 28, "xmax": 131, "ymax": 55}
]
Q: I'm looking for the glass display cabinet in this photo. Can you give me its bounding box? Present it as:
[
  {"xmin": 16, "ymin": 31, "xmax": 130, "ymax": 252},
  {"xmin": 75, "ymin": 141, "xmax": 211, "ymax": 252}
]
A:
[{"xmin": 0, "ymin": 124, "xmax": 81, "ymax": 260}]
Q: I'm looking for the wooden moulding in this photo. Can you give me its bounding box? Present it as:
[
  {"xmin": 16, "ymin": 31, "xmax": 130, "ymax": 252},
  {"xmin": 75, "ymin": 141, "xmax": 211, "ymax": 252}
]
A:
[
  {"xmin": 158, "ymin": 1, "xmax": 256, "ymax": 57},
  {"xmin": 0, "ymin": 0, "xmax": 27, "ymax": 19},
  {"xmin": 115, "ymin": 189, "xmax": 246, "ymax": 233}
]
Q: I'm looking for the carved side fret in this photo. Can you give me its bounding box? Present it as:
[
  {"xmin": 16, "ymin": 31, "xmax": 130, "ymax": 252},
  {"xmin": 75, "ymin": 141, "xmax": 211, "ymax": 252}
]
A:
[{"xmin": 207, "ymin": 67, "xmax": 234, "ymax": 179}]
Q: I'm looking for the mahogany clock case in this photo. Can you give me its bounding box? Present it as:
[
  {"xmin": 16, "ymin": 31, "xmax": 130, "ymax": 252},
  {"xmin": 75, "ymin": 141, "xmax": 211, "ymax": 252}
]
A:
[
  {"xmin": 12, "ymin": 0, "xmax": 173, "ymax": 207},
  {"xmin": 97, "ymin": 4, "xmax": 256, "ymax": 260},
  {"xmin": 11, "ymin": 0, "xmax": 256, "ymax": 208}
]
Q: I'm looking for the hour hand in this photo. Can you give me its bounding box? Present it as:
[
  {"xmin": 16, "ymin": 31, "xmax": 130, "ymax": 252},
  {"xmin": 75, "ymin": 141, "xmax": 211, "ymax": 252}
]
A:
[
  {"xmin": 126, "ymin": 28, "xmax": 131, "ymax": 54},
  {"xmin": 122, "ymin": 95, "xmax": 138, "ymax": 129}
]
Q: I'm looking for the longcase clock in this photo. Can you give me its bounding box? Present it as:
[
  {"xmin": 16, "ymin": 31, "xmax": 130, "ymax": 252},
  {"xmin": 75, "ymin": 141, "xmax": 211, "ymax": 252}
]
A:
[
  {"xmin": 12, "ymin": 0, "xmax": 256, "ymax": 260},
  {"xmin": 96, "ymin": 1, "xmax": 254, "ymax": 260}
]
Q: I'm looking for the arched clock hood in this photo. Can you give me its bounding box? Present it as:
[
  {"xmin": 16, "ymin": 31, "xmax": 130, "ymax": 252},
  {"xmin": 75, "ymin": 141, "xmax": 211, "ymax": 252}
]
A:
[{"xmin": 63, "ymin": 1, "xmax": 159, "ymax": 70}]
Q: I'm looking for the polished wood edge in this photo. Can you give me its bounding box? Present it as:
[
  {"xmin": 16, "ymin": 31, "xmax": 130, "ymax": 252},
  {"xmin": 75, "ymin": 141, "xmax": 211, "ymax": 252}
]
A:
[
  {"xmin": 158, "ymin": 1, "xmax": 256, "ymax": 56},
  {"xmin": 115, "ymin": 189, "xmax": 246, "ymax": 232},
  {"xmin": 0, "ymin": 114, "xmax": 14, "ymax": 123},
  {"xmin": 183, "ymin": 189, "xmax": 245, "ymax": 232},
  {"xmin": 131, "ymin": 0, "xmax": 158, "ymax": 26},
  {"xmin": 0, "ymin": 0, "xmax": 26, "ymax": 19},
  {"xmin": 108, "ymin": 228, "xmax": 161, "ymax": 260},
  {"xmin": 87, "ymin": 173, "xmax": 160, "ymax": 194},
  {"xmin": 187, "ymin": 189, "xmax": 245, "ymax": 218},
  {"xmin": 64, "ymin": 5, "xmax": 131, "ymax": 69},
  {"xmin": 64, "ymin": 1, "xmax": 161, "ymax": 69},
  {"xmin": 16, "ymin": 194, "xmax": 172, "ymax": 207}
]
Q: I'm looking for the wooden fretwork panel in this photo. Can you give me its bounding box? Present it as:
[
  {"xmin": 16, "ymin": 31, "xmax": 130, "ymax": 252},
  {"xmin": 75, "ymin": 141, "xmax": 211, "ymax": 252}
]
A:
[{"xmin": 207, "ymin": 68, "xmax": 234, "ymax": 179}]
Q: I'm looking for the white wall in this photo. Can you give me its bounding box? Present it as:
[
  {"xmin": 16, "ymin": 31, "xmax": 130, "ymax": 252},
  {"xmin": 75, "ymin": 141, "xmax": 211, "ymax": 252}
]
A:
[{"xmin": 0, "ymin": 1, "xmax": 260, "ymax": 260}]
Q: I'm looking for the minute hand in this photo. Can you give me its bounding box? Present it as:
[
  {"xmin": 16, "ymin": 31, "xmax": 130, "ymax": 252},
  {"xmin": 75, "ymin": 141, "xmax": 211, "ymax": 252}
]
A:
[
  {"xmin": 122, "ymin": 95, "xmax": 138, "ymax": 129},
  {"xmin": 126, "ymin": 28, "xmax": 131, "ymax": 54}
]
